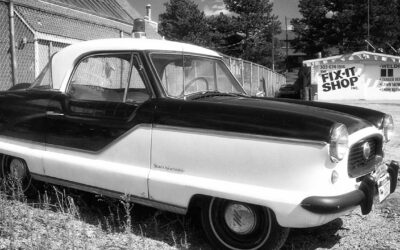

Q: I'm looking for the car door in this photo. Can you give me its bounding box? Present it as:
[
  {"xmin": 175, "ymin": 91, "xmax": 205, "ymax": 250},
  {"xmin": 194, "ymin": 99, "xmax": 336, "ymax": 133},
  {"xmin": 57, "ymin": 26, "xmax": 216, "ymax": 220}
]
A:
[
  {"xmin": 43, "ymin": 52, "xmax": 154, "ymax": 198},
  {"xmin": 0, "ymin": 89, "xmax": 54, "ymax": 176}
]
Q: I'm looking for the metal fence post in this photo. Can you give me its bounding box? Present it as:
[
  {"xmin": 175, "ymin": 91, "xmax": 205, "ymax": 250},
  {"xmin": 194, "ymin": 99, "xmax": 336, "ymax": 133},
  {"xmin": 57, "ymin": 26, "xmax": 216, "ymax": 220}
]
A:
[
  {"xmin": 48, "ymin": 41, "xmax": 52, "ymax": 58},
  {"xmin": 241, "ymin": 60, "xmax": 244, "ymax": 86},
  {"xmin": 257, "ymin": 65, "xmax": 260, "ymax": 95},
  {"xmin": 9, "ymin": 0, "xmax": 17, "ymax": 86},
  {"xmin": 34, "ymin": 38, "xmax": 39, "ymax": 77},
  {"xmin": 250, "ymin": 62, "xmax": 253, "ymax": 95}
]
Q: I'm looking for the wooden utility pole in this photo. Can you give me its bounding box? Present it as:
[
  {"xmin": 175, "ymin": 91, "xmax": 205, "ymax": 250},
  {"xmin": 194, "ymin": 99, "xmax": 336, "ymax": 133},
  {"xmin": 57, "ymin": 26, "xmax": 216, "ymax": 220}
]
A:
[
  {"xmin": 272, "ymin": 33, "xmax": 275, "ymax": 71},
  {"xmin": 285, "ymin": 16, "xmax": 289, "ymax": 71},
  {"xmin": 367, "ymin": 0, "xmax": 370, "ymax": 51}
]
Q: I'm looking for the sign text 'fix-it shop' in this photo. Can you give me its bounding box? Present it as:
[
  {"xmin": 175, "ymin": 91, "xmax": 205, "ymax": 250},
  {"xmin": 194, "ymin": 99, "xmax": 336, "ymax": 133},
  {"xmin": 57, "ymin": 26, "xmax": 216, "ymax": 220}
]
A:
[{"xmin": 321, "ymin": 67, "xmax": 359, "ymax": 92}]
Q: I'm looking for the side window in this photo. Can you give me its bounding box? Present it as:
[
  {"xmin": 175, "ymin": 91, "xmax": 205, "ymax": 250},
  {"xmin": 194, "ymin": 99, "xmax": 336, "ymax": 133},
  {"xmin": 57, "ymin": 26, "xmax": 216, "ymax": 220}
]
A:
[
  {"xmin": 126, "ymin": 62, "xmax": 149, "ymax": 103},
  {"xmin": 68, "ymin": 53, "xmax": 149, "ymax": 103},
  {"xmin": 32, "ymin": 62, "xmax": 53, "ymax": 89}
]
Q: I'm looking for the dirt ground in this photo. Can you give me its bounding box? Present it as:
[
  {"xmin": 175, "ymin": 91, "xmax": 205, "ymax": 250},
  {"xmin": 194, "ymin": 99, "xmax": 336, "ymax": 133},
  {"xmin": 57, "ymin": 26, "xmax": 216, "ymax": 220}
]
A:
[{"xmin": 281, "ymin": 100, "xmax": 400, "ymax": 250}]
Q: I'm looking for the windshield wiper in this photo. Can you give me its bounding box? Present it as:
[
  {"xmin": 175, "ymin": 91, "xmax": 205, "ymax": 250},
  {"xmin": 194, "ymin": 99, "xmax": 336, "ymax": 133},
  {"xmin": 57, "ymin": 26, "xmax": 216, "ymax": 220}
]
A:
[{"xmin": 185, "ymin": 91, "xmax": 247, "ymax": 100}]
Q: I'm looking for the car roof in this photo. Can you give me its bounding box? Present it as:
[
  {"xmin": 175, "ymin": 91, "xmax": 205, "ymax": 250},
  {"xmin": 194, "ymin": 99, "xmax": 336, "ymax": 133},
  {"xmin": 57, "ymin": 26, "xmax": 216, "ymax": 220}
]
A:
[
  {"xmin": 51, "ymin": 38, "xmax": 221, "ymax": 91},
  {"xmin": 58, "ymin": 38, "xmax": 221, "ymax": 57}
]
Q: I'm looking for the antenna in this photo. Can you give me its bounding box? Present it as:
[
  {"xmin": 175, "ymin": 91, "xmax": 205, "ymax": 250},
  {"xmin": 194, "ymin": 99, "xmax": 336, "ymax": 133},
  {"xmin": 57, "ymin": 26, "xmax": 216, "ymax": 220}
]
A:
[
  {"xmin": 364, "ymin": 40, "xmax": 376, "ymax": 52},
  {"xmin": 386, "ymin": 42, "xmax": 398, "ymax": 54}
]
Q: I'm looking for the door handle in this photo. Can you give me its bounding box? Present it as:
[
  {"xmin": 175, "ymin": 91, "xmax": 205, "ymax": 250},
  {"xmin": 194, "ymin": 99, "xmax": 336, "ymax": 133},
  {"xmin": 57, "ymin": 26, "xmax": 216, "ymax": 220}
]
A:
[{"xmin": 46, "ymin": 111, "xmax": 65, "ymax": 117}]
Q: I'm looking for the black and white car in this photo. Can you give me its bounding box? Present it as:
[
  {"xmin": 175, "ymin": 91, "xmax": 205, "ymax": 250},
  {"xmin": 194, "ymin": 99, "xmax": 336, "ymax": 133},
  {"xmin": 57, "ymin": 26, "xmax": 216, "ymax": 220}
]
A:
[{"xmin": 0, "ymin": 38, "xmax": 398, "ymax": 250}]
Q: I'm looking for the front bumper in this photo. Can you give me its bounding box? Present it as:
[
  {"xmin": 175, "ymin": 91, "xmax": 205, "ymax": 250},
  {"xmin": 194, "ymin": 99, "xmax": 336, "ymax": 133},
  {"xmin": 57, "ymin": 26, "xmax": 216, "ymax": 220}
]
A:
[{"xmin": 301, "ymin": 160, "xmax": 399, "ymax": 215}]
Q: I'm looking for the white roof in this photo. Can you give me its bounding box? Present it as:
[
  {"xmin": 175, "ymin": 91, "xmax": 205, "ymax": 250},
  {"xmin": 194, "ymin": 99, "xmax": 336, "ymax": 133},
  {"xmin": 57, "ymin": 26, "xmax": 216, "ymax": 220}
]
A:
[
  {"xmin": 51, "ymin": 38, "xmax": 221, "ymax": 91},
  {"xmin": 304, "ymin": 51, "xmax": 400, "ymax": 66},
  {"xmin": 56, "ymin": 38, "xmax": 220, "ymax": 58}
]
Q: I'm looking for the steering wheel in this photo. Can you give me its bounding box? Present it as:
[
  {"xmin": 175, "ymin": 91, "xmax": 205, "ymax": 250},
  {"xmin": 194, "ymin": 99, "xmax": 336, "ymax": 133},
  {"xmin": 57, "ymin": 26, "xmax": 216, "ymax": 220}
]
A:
[{"xmin": 178, "ymin": 77, "xmax": 210, "ymax": 96}]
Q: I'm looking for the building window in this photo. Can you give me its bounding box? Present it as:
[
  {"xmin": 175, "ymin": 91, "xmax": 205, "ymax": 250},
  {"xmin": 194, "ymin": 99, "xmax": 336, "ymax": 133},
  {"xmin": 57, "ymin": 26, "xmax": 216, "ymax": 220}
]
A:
[{"xmin": 381, "ymin": 68, "xmax": 393, "ymax": 77}]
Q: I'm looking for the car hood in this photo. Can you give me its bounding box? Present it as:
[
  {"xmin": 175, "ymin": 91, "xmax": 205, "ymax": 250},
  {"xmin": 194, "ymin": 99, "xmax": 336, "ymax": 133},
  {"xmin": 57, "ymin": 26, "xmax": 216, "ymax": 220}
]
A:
[{"xmin": 154, "ymin": 96, "xmax": 385, "ymax": 143}]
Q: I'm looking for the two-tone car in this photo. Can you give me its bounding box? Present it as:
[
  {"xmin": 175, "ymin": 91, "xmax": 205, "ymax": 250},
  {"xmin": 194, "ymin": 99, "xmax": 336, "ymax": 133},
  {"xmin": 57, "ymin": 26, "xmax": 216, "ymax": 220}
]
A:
[{"xmin": 0, "ymin": 38, "xmax": 398, "ymax": 250}]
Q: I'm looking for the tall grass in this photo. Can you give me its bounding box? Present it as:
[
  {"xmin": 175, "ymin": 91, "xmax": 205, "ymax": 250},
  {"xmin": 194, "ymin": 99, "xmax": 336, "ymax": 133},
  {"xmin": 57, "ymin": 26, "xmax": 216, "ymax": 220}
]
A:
[{"xmin": 0, "ymin": 175, "xmax": 193, "ymax": 249}]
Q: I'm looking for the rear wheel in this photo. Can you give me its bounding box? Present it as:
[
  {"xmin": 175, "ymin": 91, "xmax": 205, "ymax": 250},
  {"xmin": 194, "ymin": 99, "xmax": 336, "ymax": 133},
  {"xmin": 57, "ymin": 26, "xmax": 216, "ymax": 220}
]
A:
[
  {"xmin": 201, "ymin": 197, "xmax": 289, "ymax": 250},
  {"xmin": 1, "ymin": 155, "xmax": 33, "ymax": 194}
]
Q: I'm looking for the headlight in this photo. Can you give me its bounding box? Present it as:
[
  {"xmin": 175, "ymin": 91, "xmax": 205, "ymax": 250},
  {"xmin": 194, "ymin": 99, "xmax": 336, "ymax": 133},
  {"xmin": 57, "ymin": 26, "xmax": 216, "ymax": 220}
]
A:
[
  {"xmin": 329, "ymin": 123, "xmax": 349, "ymax": 163},
  {"xmin": 382, "ymin": 114, "xmax": 394, "ymax": 142}
]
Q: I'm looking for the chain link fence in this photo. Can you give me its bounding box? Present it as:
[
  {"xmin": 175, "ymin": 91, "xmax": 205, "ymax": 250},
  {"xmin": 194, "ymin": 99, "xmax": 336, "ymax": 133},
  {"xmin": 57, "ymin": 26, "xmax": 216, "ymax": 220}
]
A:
[
  {"xmin": 14, "ymin": 7, "xmax": 35, "ymax": 85},
  {"xmin": 223, "ymin": 56, "xmax": 286, "ymax": 97},
  {"xmin": 0, "ymin": 2, "xmax": 12, "ymax": 90},
  {"xmin": 0, "ymin": 0, "xmax": 285, "ymax": 96},
  {"xmin": 0, "ymin": 0, "xmax": 128, "ymax": 91}
]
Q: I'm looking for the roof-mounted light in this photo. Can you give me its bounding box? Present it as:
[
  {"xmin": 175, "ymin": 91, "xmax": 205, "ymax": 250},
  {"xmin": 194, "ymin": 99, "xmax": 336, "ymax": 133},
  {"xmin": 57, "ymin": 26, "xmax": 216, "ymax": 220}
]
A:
[{"xmin": 132, "ymin": 18, "xmax": 146, "ymax": 39}]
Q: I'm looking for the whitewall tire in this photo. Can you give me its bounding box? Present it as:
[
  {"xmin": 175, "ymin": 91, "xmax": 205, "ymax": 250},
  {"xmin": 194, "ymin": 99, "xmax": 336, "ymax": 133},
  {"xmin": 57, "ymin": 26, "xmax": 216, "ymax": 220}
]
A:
[{"xmin": 201, "ymin": 197, "xmax": 289, "ymax": 250}]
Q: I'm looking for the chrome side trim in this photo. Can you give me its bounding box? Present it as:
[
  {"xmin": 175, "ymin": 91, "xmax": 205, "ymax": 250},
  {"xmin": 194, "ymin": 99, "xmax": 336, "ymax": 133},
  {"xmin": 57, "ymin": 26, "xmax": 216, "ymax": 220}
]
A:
[
  {"xmin": 153, "ymin": 124, "xmax": 328, "ymax": 146},
  {"xmin": 31, "ymin": 173, "xmax": 187, "ymax": 215}
]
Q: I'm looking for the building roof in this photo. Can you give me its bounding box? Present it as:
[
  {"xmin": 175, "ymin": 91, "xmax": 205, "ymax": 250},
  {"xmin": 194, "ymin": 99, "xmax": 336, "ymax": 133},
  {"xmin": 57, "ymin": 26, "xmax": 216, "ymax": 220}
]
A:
[
  {"xmin": 304, "ymin": 51, "xmax": 400, "ymax": 66},
  {"xmin": 12, "ymin": 0, "xmax": 162, "ymax": 41},
  {"xmin": 16, "ymin": 5, "xmax": 122, "ymax": 40},
  {"xmin": 115, "ymin": 0, "xmax": 141, "ymax": 22},
  {"xmin": 13, "ymin": 0, "xmax": 133, "ymax": 32},
  {"xmin": 41, "ymin": 0, "xmax": 136, "ymax": 24}
]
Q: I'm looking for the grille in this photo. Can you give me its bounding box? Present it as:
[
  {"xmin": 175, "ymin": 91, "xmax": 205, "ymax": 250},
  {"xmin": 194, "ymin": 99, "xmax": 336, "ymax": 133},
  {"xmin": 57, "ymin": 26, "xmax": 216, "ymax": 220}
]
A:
[{"xmin": 348, "ymin": 136, "xmax": 383, "ymax": 178}]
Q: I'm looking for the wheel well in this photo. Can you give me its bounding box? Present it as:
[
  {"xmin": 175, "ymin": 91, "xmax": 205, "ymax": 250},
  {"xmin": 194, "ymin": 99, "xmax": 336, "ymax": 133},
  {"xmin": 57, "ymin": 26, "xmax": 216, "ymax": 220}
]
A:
[{"xmin": 187, "ymin": 194, "xmax": 211, "ymax": 212}]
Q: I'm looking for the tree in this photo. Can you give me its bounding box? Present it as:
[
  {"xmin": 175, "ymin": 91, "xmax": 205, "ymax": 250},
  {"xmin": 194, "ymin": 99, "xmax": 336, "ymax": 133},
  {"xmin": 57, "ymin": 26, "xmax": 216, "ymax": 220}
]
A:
[
  {"xmin": 206, "ymin": 13, "xmax": 242, "ymax": 56},
  {"xmin": 223, "ymin": 0, "xmax": 282, "ymax": 67},
  {"xmin": 159, "ymin": 0, "xmax": 210, "ymax": 46},
  {"xmin": 292, "ymin": 0, "xmax": 400, "ymax": 56},
  {"xmin": 158, "ymin": 0, "xmax": 282, "ymax": 68}
]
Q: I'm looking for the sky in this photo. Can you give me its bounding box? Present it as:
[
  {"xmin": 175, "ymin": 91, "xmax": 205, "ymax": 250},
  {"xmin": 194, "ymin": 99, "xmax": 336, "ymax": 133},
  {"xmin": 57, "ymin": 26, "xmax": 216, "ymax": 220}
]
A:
[{"xmin": 129, "ymin": 0, "xmax": 301, "ymax": 29}]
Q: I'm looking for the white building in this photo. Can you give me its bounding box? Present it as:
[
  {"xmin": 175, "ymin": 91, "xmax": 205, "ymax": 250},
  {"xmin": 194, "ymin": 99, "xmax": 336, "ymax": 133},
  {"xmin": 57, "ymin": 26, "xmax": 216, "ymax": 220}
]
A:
[{"xmin": 304, "ymin": 51, "xmax": 400, "ymax": 100}]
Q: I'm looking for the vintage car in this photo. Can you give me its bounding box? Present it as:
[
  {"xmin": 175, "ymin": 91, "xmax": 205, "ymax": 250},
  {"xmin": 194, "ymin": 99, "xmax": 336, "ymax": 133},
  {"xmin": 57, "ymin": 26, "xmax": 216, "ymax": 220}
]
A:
[
  {"xmin": 275, "ymin": 83, "xmax": 300, "ymax": 99},
  {"xmin": 0, "ymin": 38, "xmax": 398, "ymax": 250}
]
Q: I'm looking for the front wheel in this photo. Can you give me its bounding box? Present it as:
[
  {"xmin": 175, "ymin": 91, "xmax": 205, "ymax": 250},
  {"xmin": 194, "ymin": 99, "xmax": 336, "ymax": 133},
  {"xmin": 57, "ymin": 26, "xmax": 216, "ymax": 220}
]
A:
[{"xmin": 201, "ymin": 198, "xmax": 289, "ymax": 250}]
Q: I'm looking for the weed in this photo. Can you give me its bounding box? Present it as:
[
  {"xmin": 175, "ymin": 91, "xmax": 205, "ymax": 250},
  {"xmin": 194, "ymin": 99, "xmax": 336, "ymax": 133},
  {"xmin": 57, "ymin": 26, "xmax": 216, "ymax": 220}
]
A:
[{"xmin": 0, "ymin": 175, "xmax": 186, "ymax": 249}]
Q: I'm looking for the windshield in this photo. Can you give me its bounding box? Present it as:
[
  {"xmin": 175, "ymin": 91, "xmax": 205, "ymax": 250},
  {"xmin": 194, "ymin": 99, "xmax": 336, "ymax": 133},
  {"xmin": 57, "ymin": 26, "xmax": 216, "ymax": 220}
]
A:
[{"xmin": 150, "ymin": 53, "xmax": 246, "ymax": 98}]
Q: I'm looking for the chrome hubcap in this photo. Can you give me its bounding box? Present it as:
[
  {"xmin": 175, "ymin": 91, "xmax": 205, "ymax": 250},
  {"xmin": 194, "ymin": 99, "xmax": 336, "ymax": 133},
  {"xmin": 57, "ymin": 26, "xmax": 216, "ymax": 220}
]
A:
[
  {"xmin": 224, "ymin": 203, "xmax": 256, "ymax": 234},
  {"xmin": 9, "ymin": 159, "xmax": 26, "ymax": 180}
]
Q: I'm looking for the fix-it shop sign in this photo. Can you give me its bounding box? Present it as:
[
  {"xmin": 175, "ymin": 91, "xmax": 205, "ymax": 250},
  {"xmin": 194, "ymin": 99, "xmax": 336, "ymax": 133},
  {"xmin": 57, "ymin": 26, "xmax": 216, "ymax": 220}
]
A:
[
  {"xmin": 316, "ymin": 64, "xmax": 363, "ymax": 99},
  {"xmin": 377, "ymin": 64, "xmax": 400, "ymax": 93}
]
